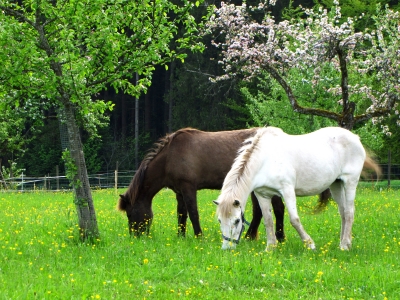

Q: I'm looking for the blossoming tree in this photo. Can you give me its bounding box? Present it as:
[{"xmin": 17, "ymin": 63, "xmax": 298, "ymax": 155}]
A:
[{"xmin": 205, "ymin": 0, "xmax": 400, "ymax": 132}]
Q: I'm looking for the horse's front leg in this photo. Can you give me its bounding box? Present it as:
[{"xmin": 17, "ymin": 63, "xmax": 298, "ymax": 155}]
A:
[
  {"xmin": 254, "ymin": 192, "xmax": 277, "ymax": 251},
  {"xmin": 282, "ymin": 189, "xmax": 316, "ymax": 250},
  {"xmin": 176, "ymin": 193, "xmax": 188, "ymax": 237},
  {"xmin": 180, "ymin": 184, "xmax": 202, "ymax": 237}
]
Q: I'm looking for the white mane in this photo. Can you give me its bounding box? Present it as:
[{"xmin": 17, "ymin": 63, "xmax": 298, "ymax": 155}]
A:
[{"xmin": 217, "ymin": 127, "xmax": 282, "ymax": 217}]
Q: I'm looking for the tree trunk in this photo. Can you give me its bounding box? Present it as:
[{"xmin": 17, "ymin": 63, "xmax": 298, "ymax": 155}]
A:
[
  {"xmin": 168, "ymin": 60, "xmax": 175, "ymax": 133},
  {"xmin": 135, "ymin": 73, "xmax": 139, "ymax": 170},
  {"xmin": 61, "ymin": 103, "xmax": 99, "ymax": 240}
]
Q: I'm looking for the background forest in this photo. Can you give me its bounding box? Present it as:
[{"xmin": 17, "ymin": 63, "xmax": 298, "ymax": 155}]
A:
[{"xmin": 1, "ymin": 0, "xmax": 399, "ymax": 178}]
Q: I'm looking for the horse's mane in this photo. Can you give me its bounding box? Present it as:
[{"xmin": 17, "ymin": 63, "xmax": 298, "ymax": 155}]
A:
[
  {"xmin": 217, "ymin": 127, "xmax": 267, "ymax": 218},
  {"xmin": 123, "ymin": 128, "xmax": 200, "ymax": 205}
]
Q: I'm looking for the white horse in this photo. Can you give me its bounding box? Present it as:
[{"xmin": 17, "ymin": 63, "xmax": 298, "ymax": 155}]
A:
[{"xmin": 214, "ymin": 127, "xmax": 381, "ymax": 251}]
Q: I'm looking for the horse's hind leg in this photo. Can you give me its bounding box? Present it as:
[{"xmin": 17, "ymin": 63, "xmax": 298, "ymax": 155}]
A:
[
  {"xmin": 282, "ymin": 189, "xmax": 315, "ymax": 250},
  {"xmin": 176, "ymin": 193, "xmax": 188, "ymax": 237},
  {"xmin": 330, "ymin": 180, "xmax": 356, "ymax": 250}
]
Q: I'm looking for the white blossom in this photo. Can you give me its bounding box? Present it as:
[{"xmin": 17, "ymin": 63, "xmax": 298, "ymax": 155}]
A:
[{"xmin": 205, "ymin": 2, "xmax": 400, "ymax": 132}]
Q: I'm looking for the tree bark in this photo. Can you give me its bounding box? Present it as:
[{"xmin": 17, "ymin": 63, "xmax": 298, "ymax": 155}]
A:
[
  {"xmin": 61, "ymin": 103, "xmax": 99, "ymax": 240},
  {"xmin": 29, "ymin": 14, "xmax": 100, "ymax": 240},
  {"xmin": 168, "ymin": 60, "xmax": 175, "ymax": 133}
]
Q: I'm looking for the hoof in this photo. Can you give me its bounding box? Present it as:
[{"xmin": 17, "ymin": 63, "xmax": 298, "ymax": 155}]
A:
[
  {"xmin": 275, "ymin": 231, "xmax": 285, "ymax": 243},
  {"xmin": 265, "ymin": 242, "xmax": 278, "ymax": 252},
  {"xmin": 304, "ymin": 240, "xmax": 316, "ymax": 250},
  {"xmin": 340, "ymin": 244, "xmax": 351, "ymax": 251}
]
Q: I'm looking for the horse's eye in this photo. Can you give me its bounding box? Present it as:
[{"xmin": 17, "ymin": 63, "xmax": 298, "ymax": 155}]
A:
[
  {"xmin": 234, "ymin": 219, "xmax": 240, "ymax": 226},
  {"xmin": 218, "ymin": 219, "xmax": 221, "ymax": 224}
]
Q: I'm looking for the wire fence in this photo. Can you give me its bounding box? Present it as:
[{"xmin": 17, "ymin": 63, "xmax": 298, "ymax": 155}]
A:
[
  {"xmin": 0, "ymin": 170, "xmax": 136, "ymax": 192},
  {"xmin": 1, "ymin": 165, "xmax": 400, "ymax": 192}
]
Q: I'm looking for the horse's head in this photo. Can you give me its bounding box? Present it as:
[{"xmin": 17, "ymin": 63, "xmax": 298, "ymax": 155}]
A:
[
  {"xmin": 213, "ymin": 199, "xmax": 245, "ymax": 250},
  {"xmin": 118, "ymin": 194, "xmax": 153, "ymax": 236}
]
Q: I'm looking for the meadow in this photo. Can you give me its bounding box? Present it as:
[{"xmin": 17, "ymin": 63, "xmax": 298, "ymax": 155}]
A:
[{"xmin": 0, "ymin": 188, "xmax": 399, "ymax": 299}]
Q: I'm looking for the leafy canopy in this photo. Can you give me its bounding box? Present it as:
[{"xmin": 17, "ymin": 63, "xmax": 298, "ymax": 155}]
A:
[{"xmin": 0, "ymin": 0, "xmax": 207, "ymax": 139}]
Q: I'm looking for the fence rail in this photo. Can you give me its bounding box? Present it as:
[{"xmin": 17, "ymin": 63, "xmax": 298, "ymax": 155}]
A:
[
  {"xmin": 1, "ymin": 164, "xmax": 400, "ymax": 192},
  {"xmin": 0, "ymin": 170, "xmax": 136, "ymax": 191}
]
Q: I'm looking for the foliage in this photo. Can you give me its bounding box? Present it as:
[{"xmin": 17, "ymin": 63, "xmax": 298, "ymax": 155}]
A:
[
  {"xmin": 360, "ymin": 114, "xmax": 400, "ymax": 163},
  {"xmin": 205, "ymin": 1, "xmax": 400, "ymax": 131},
  {"xmin": 319, "ymin": 0, "xmax": 395, "ymax": 30},
  {"xmin": 0, "ymin": 189, "xmax": 399, "ymax": 298},
  {"xmin": 17, "ymin": 119, "xmax": 64, "ymax": 176},
  {"xmin": 242, "ymin": 71, "xmax": 336, "ymax": 133},
  {"xmin": 61, "ymin": 149, "xmax": 81, "ymax": 189},
  {"xmin": 0, "ymin": 0, "xmax": 210, "ymax": 172},
  {"xmin": 82, "ymin": 136, "xmax": 103, "ymax": 174},
  {"xmin": 0, "ymin": 0, "xmax": 208, "ymax": 134},
  {"xmin": 1, "ymin": 161, "xmax": 23, "ymax": 178},
  {"xmin": 0, "ymin": 160, "xmax": 24, "ymax": 189}
]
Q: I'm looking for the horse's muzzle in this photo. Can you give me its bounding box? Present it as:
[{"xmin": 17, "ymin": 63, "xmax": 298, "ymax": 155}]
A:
[
  {"xmin": 129, "ymin": 219, "xmax": 152, "ymax": 236},
  {"xmin": 221, "ymin": 240, "xmax": 237, "ymax": 250}
]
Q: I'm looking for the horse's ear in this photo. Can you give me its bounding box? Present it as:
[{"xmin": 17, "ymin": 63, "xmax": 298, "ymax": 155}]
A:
[
  {"xmin": 117, "ymin": 195, "xmax": 129, "ymax": 211},
  {"xmin": 233, "ymin": 199, "xmax": 240, "ymax": 207},
  {"xmin": 117, "ymin": 199, "xmax": 126, "ymax": 211},
  {"xmin": 213, "ymin": 200, "xmax": 219, "ymax": 206}
]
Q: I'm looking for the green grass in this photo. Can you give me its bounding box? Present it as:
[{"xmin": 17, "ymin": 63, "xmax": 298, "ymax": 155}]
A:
[{"xmin": 0, "ymin": 188, "xmax": 399, "ymax": 299}]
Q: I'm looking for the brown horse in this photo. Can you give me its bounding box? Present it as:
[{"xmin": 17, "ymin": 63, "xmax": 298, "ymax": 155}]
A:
[{"xmin": 117, "ymin": 127, "xmax": 286, "ymax": 240}]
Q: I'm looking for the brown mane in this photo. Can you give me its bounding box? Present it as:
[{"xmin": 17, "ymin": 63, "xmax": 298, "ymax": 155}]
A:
[{"xmin": 122, "ymin": 128, "xmax": 200, "ymax": 205}]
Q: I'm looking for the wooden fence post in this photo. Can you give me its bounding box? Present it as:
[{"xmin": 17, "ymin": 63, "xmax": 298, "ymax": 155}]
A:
[
  {"xmin": 115, "ymin": 170, "xmax": 118, "ymax": 195},
  {"xmin": 388, "ymin": 150, "xmax": 391, "ymax": 189},
  {"xmin": 56, "ymin": 165, "xmax": 59, "ymax": 190}
]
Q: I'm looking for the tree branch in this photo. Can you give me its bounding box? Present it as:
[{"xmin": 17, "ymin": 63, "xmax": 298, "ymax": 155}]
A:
[
  {"xmin": 264, "ymin": 63, "xmax": 342, "ymax": 123},
  {"xmin": 0, "ymin": 6, "xmax": 35, "ymax": 28},
  {"xmin": 354, "ymin": 93, "xmax": 398, "ymax": 124}
]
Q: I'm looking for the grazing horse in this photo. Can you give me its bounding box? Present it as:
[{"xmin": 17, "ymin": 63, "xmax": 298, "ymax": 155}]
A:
[
  {"xmin": 118, "ymin": 128, "xmax": 286, "ymax": 240},
  {"xmin": 214, "ymin": 127, "xmax": 381, "ymax": 251}
]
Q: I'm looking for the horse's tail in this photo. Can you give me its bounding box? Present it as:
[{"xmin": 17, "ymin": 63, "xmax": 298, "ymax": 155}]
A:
[
  {"xmin": 314, "ymin": 189, "xmax": 332, "ymax": 213},
  {"xmin": 361, "ymin": 152, "xmax": 382, "ymax": 180}
]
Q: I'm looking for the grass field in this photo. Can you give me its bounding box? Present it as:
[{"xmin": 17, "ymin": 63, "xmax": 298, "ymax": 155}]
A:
[{"xmin": 0, "ymin": 188, "xmax": 399, "ymax": 299}]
